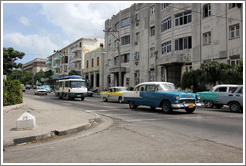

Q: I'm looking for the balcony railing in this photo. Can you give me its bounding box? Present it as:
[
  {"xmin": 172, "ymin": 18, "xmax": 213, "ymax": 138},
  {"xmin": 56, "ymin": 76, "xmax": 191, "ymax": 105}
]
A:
[
  {"xmin": 45, "ymin": 67, "xmax": 52, "ymax": 71},
  {"xmin": 53, "ymin": 64, "xmax": 60, "ymax": 69},
  {"xmin": 53, "ymin": 55, "xmax": 60, "ymax": 61},
  {"xmin": 45, "ymin": 60, "xmax": 51, "ymax": 65},
  {"xmin": 71, "ymin": 55, "xmax": 82, "ymax": 63}
]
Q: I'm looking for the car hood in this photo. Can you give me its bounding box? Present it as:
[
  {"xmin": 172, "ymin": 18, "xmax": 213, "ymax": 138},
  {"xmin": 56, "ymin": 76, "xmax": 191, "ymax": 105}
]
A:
[{"xmin": 165, "ymin": 91, "xmax": 197, "ymax": 98}]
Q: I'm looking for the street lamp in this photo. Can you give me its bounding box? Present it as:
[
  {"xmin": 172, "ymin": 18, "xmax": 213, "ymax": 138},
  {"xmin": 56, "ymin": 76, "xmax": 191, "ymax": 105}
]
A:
[{"xmin": 103, "ymin": 29, "xmax": 122, "ymax": 86}]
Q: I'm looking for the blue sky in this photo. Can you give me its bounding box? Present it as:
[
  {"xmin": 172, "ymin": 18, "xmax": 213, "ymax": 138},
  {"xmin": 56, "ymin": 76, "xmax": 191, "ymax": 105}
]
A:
[{"xmin": 2, "ymin": 2, "xmax": 133, "ymax": 64}]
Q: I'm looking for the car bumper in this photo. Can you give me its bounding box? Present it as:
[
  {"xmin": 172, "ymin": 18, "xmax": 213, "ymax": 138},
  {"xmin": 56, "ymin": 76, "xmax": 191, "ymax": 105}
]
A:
[{"xmin": 171, "ymin": 103, "xmax": 202, "ymax": 109}]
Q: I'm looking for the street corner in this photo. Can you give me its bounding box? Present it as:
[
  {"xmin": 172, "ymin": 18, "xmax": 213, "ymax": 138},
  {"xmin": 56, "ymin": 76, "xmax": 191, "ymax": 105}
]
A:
[{"xmin": 3, "ymin": 103, "xmax": 26, "ymax": 114}]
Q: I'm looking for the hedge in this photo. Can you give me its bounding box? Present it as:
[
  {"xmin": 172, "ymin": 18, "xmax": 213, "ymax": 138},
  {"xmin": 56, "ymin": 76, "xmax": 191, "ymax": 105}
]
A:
[{"xmin": 3, "ymin": 79, "xmax": 23, "ymax": 106}]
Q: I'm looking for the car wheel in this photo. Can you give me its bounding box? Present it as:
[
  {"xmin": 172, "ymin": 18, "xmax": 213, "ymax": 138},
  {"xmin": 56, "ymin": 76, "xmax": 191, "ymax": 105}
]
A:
[
  {"xmin": 185, "ymin": 107, "xmax": 196, "ymax": 113},
  {"xmin": 204, "ymin": 100, "xmax": 214, "ymax": 108},
  {"xmin": 229, "ymin": 102, "xmax": 241, "ymax": 112},
  {"xmin": 103, "ymin": 97, "xmax": 108, "ymax": 102},
  {"xmin": 161, "ymin": 100, "xmax": 173, "ymax": 113},
  {"xmin": 129, "ymin": 101, "xmax": 137, "ymax": 109},
  {"xmin": 118, "ymin": 97, "xmax": 123, "ymax": 103},
  {"xmin": 214, "ymin": 104, "xmax": 223, "ymax": 109},
  {"xmin": 81, "ymin": 97, "xmax": 84, "ymax": 101}
]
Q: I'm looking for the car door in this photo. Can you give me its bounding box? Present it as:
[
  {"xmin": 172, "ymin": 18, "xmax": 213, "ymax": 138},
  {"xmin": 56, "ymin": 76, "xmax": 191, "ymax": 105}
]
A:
[
  {"xmin": 234, "ymin": 87, "xmax": 243, "ymax": 106},
  {"xmin": 142, "ymin": 84, "xmax": 158, "ymax": 107}
]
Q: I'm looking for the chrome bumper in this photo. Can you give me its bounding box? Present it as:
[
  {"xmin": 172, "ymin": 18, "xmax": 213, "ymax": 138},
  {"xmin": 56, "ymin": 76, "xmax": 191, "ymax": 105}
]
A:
[{"xmin": 171, "ymin": 103, "xmax": 202, "ymax": 109}]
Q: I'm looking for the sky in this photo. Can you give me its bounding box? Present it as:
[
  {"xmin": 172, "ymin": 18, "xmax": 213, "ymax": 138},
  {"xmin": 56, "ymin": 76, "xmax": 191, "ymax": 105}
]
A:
[{"xmin": 2, "ymin": 1, "xmax": 134, "ymax": 64}]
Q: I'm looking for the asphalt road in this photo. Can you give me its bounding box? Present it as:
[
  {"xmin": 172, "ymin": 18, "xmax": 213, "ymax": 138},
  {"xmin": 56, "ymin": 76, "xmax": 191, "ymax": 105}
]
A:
[{"xmin": 3, "ymin": 90, "xmax": 244, "ymax": 163}]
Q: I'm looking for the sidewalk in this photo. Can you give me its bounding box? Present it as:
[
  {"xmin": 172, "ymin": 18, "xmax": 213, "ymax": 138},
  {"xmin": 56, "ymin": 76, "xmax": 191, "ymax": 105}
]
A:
[{"xmin": 3, "ymin": 102, "xmax": 102, "ymax": 148}]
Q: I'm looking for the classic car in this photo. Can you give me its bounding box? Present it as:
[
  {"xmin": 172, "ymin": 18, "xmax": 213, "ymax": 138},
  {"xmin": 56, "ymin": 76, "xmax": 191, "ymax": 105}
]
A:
[
  {"xmin": 123, "ymin": 82, "xmax": 201, "ymax": 113},
  {"xmin": 34, "ymin": 87, "xmax": 48, "ymax": 96},
  {"xmin": 197, "ymin": 84, "xmax": 239, "ymax": 108},
  {"xmin": 216, "ymin": 85, "xmax": 243, "ymax": 112},
  {"xmin": 100, "ymin": 87, "xmax": 128, "ymax": 103}
]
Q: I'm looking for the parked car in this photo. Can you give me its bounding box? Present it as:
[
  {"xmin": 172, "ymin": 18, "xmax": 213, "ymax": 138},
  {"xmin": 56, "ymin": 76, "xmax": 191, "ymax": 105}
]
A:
[
  {"xmin": 87, "ymin": 90, "xmax": 93, "ymax": 97},
  {"xmin": 34, "ymin": 86, "xmax": 48, "ymax": 96},
  {"xmin": 123, "ymin": 82, "xmax": 201, "ymax": 113},
  {"xmin": 217, "ymin": 85, "xmax": 243, "ymax": 112},
  {"xmin": 100, "ymin": 87, "xmax": 128, "ymax": 103},
  {"xmin": 197, "ymin": 84, "xmax": 239, "ymax": 108},
  {"xmin": 33, "ymin": 85, "xmax": 37, "ymax": 89},
  {"xmin": 42, "ymin": 85, "xmax": 52, "ymax": 93},
  {"xmin": 21, "ymin": 84, "xmax": 26, "ymax": 92},
  {"xmin": 26, "ymin": 84, "xmax": 32, "ymax": 89}
]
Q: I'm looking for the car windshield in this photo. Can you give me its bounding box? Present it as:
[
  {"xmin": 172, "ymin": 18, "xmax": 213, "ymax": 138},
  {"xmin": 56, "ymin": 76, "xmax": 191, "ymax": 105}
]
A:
[
  {"xmin": 115, "ymin": 87, "xmax": 127, "ymax": 92},
  {"xmin": 158, "ymin": 83, "xmax": 176, "ymax": 91},
  {"xmin": 71, "ymin": 81, "xmax": 86, "ymax": 88}
]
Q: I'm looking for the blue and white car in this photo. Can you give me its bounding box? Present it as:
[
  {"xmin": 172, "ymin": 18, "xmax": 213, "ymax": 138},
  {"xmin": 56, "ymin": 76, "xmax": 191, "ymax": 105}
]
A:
[{"xmin": 123, "ymin": 82, "xmax": 201, "ymax": 113}]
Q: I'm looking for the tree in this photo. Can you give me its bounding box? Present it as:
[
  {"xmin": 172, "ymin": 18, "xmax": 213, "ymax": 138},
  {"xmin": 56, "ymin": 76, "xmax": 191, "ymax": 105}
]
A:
[
  {"xmin": 68, "ymin": 70, "xmax": 80, "ymax": 76},
  {"xmin": 3, "ymin": 47, "xmax": 25, "ymax": 75},
  {"xmin": 34, "ymin": 70, "xmax": 45, "ymax": 85},
  {"xmin": 8, "ymin": 70, "xmax": 32, "ymax": 85}
]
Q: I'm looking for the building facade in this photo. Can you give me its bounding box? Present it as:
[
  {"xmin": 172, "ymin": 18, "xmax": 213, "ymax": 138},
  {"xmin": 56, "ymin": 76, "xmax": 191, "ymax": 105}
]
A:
[
  {"xmin": 83, "ymin": 45, "xmax": 105, "ymax": 92},
  {"xmin": 104, "ymin": 3, "xmax": 243, "ymax": 89},
  {"xmin": 46, "ymin": 38, "xmax": 104, "ymax": 79},
  {"xmin": 22, "ymin": 58, "xmax": 47, "ymax": 84}
]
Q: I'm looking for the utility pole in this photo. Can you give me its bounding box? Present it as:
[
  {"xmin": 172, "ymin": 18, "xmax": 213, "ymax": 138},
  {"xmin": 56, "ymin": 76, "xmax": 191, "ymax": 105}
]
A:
[{"xmin": 103, "ymin": 29, "xmax": 122, "ymax": 86}]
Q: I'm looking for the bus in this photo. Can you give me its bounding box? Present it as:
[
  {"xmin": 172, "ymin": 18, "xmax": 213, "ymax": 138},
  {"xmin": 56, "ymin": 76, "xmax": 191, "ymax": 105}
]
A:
[{"xmin": 55, "ymin": 75, "xmax": 88, "ymax": 100}]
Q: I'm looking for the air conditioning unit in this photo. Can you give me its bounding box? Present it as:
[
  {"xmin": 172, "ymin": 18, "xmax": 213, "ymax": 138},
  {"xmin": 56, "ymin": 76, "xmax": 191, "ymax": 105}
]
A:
[{"xmin": 134, "ymin": 52, "xmax": 139, "ymax": 60}]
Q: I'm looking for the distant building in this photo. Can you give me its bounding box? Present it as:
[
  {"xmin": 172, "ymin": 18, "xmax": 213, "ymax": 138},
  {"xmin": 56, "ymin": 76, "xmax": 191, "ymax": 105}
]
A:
[
  {"xmin": 22, "ymin": 58, "xmax": 47, "ymax": 84},
  {"xmin": 83, "ymin": 45, "xmax": 105, "ymax": 92},
  {"xmin": 104, "ymin": 3, "xmax": 243, "ymax": 89},
  {"xmin": 46, "ymin": 38, "xmax": 104, "ymax": 79}
]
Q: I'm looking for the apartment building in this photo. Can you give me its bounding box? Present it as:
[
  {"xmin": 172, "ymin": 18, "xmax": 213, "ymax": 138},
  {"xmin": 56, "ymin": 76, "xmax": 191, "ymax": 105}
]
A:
[
  {"xmin": 46, "ymin": 37, "xmax": 104, "ymax": 79},
  {"xmin": 83, "ymin": 45, "xmax": 104, "ymax": 92},
  {"xmin": 104, "ymin": 3, "xmax": 243, "ymax": 89}
]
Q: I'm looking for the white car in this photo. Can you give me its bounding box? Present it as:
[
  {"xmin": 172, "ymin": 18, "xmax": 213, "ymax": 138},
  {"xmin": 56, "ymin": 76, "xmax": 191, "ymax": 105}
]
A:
[{"xmin": 34, "ymin": 87, "xmax": 48, "ymax": 96}]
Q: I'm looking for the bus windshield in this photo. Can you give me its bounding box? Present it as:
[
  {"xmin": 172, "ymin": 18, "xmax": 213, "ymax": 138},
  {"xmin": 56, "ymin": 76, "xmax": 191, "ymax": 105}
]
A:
[{"xmin": 71, "ymin": 81, "xmax": 86, "ymax": 88}]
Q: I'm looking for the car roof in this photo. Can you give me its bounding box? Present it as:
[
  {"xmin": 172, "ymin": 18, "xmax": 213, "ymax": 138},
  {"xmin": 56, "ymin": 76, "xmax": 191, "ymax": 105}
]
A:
[
  {"xmin": 110, "ymin": 87, "xmax": 127, "ymax": 88},
  {"xmin": 136, "ymin": 82, "xmax": 174, "ymax": 86},
  {"xmin": 213, "ymin": 84, "xmax": 240, "ymax": 88}
]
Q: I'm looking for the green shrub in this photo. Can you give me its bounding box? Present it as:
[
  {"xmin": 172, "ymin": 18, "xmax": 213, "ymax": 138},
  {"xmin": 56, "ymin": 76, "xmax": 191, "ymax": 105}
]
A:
[{"xmin": 3, "ymin": 79, "xmax": 23, "ymax": 106}]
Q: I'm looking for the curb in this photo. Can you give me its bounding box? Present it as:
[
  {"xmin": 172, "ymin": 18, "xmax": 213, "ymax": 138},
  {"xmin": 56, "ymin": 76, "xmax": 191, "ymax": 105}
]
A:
[
  {"xmin": 3, "ymin": 103, "xmax": 26, "ymax": 113},
  {"xmin": 3, "ymin": 116, "xmax": 102, "ymax": 148}
]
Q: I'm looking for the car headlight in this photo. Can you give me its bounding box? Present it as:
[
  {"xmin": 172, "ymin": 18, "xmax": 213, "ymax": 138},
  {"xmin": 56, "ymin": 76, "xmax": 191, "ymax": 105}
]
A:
[{"xmin": 176, "ymin": 95, "xmax": 180, "ymax": 100}]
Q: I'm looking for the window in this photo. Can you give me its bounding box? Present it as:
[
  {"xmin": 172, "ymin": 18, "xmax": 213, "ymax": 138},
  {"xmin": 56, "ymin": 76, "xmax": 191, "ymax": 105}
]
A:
[
  {"xmin": 161, "ymin": 67, "xmax": 166, "ymax": 82},
  {"xmin": 203, "ymin": 32, "xmax": 211, "ymax": 45},
  {"xmin": 161, "ymin": 17, "xmax": 171, "ymax": 32},
  {"xmin": 114, "ymin": 56, "xmax": 119, "ymax": 66},
  {"xmin": 149, "ymin": 69, "xmax": 155, "ymax": 81},
  {"xmin": 229, "ymin": 24, "xmax": 240, "ymax": 39},
  {"xmin": 86, "ymin": 60, "xmax": 89, "ymax": 68},
  {"xmin": 150, "ymin": 47, "xmax": 155, "ymax": 58},
  {"xmin": 175, "ymin": 36, "xmax": 192, "ymax": 50},
  {"xmin": 115, "ymin": 22, "xmax": 120, "ymax": 31},
  {"xmin": 161, "ymin": 3, "xmax": 170, "ymax": 10},
  {"xmin": 91, "ymin": 59, "xmax": 94, "ymax": 67},
  {"xmin": 121, "ymin": 35, "xmax": 130, "ymax": 45},
  {"xmin": 135, "ymin": 71, "xmax": 140, "ymax": 85},
  {"xmin": 175, "ymin": 10, "xmax": 192, "ymax": 26},
  {"xmin": 97, "ymin": 57, "xmax": 99, "ymax": 66},
  {"xmin": 229, "ymin": 59, "xmax": 240, "ymax": 66},
  {"xmin": 150, "ymin": 26, "xmax": 155, "ymax": 36},
  {"xmin": 122, "ymin": 53, "xmax": 130, "ymax": 63},
  {"xmin": 214, "ymin": 87, "xmax": 227, "ymax": 92},
  {"xmin": 161, "ymin": 41, "xmax": 172, "ymax": 54},
  {"xmin": 121, "ymin": 18, "xmax": 131, "ymax": 27},
  {"xmin": 146, "ymin": 85, "xmax": 155, "ymax": 91},
  {"xmin": 203, "ymin": 4, "xmax": 211, "ymax": 18},
  {"xmin": 151, "ymin": 5, "xmax": 155, "ymax": 15},
  {"xmin": 135, "ymin": 13, "xmax": 140, "ymax": 26},
  {"xmin": 229, "ymin": 3, "xmax": 236, "ymax": 9}
]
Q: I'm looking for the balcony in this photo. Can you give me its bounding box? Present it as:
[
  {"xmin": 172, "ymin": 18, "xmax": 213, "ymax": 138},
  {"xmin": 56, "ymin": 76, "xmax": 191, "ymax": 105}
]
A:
[
  {"xmin": 156, "ymin": 52, "xmax": 191, "ymax": 66},
  {"xmin": 71, "ymin": 45, "xmax": 82, "ymax": 53},
  {"xmin": 53, "ymin": 63, "xmax": 60, "ymax": 69},
  {"xmin": 45, "ymin": 60, "xmax": 51, "ymax": 65},
  {"xmin": 71, "ymin": 55, "xmax": 82, "ymax": 63},
  {"xmin": 53, "ymin": 55, "xmax": 60, "ymax": 61},
  {"xmin": 45, "ymin": 67, "xmax": 52, "ymax": 71}
]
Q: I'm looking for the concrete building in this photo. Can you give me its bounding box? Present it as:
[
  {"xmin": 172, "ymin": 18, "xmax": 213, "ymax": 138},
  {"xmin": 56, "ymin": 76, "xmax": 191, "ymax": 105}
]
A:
[
  {"xmin": 22, "ymin": 58, "xmax": 47, "ymax": 84},
  {"xmin": 83, "ymin": 45, "xmax": 105, "ymax": 92},
  {"xmin": 46, "ymin": 38, "xmax": 104, "ymax": 79},
  {"xmin": 104, "ymin": 3, "xmax": 243, "ymax": 89}
]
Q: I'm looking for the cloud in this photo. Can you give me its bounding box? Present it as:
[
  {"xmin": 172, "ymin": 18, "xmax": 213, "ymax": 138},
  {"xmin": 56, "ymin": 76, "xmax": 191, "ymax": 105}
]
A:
[
  {"xmin": 19, "ymin": 16, "xmax": 30, "ymax": 26},
  {"xmin": 40, "ymin": 3, "xmax": 133, "ymax": 39},
  {"xmin": 3, "ymin": 32, "xmax": 61, "ymax": 60}
]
